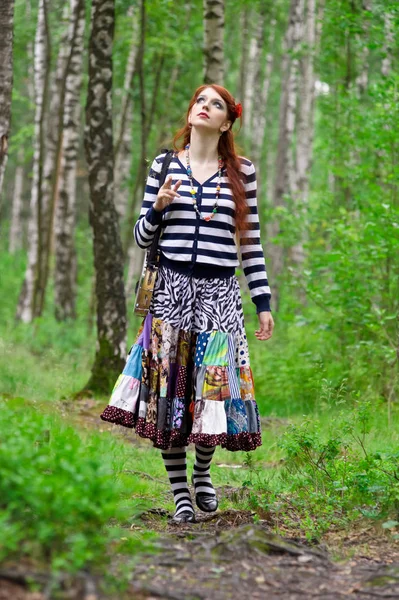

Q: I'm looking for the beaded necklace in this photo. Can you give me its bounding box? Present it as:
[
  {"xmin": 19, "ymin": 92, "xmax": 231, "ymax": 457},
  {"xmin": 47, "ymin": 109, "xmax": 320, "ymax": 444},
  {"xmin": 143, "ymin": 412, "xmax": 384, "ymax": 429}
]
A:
[{"xmin": 185, "ymin": 143, "xmax": 223, "ymax": 222}]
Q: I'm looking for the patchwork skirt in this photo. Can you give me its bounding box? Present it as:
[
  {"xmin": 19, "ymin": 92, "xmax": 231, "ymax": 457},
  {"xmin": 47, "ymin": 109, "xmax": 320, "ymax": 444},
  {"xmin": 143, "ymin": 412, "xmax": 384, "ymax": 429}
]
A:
[{"xmin": 100, "ymin": 265, "xmax": 262, "ymax": 451}]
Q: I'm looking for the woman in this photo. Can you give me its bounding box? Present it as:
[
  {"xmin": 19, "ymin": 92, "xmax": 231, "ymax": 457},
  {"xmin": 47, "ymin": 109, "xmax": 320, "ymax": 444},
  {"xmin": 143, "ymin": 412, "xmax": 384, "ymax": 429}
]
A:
[{"xmin": 101, "ymin": 84, "xmax": 274, "ymax": 523}]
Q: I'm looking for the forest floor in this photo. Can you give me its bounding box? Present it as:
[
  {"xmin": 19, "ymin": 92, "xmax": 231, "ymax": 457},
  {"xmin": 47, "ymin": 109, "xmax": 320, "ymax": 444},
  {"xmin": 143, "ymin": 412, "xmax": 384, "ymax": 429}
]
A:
[{"xmin": 2, "ymin": 398, "xmax": 399, "ymax": 600}]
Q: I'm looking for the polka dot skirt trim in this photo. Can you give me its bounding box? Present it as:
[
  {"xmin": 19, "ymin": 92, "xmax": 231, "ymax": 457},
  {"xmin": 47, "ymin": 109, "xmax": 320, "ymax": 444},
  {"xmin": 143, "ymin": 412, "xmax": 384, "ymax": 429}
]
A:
[{"xmin": 100, "ymin": 406, "xmax": 262, "ymax": 452}]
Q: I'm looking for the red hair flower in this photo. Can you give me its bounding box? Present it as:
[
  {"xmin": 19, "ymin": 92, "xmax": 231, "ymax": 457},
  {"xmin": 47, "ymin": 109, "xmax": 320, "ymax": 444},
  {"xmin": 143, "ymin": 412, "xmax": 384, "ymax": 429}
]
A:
[{"xmin": 234, "ymin": 102, "xmax": 243, "ymax": 118}]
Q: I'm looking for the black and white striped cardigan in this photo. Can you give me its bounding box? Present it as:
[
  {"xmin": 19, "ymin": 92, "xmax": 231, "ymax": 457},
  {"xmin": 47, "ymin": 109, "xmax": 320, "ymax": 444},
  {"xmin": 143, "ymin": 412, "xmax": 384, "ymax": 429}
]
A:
[{"xmin": 134, "ymin": 152, "xmax": 272, "ymax": 313}]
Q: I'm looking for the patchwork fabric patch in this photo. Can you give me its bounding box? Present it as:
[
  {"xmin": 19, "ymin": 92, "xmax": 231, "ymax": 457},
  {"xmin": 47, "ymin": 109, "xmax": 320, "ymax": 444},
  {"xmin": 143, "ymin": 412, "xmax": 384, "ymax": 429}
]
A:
[
  {"xmin": 109, "ymin": 375, "xmax": 140, "ymax": 414},
  {"xmin": 177, "ymin": 329, "xmax": 192, "ymax": 367},
  {"xmin": 203, "ymin": 331, "xmax": 229, "ymax": 366},
  {"xmin": 175, "ymin": 366, "xmax": 188, "ymax": 398},
  {"xmin": 160, "ymin": 320, "xmax": 179, "ymax": 363},
  {"xmin": 202, "ymin": 366, "xmax": 230, "ymax": 402},
  {"xmin": 171, "ymin": 397, "xmax": 185, "ymax": 429},
  {"xmin": 235, "ymin": 332, "xmax": 250, "ymax": 367},
  {"xmin": 239, "ymin": 366, "xmax": 255, "ymax": 401},
  {"xmin": 151, "ymin": 318, "xmax": 163, "ymax": 359},
  {"xmin": 225, "ymin": 398, "xmax": 249, "ymax": 435},
  {"xmin": 157, "ymin": 397, "xmax": 169, "ymax": 430},
  {"xmin": 227, "ymin": 366, "xmax": 241, "ymax": 399},
  {"xmin": 195, "ymin": 332, "xmax": 211, "ymax": 367},
  {"xmin": 191, "ymin": 399, "xmax": 227, "ymax": 435},
  {"xmin": 138, "ymin": 383, "xmax": 149, "ymax": 419},
  {"xmin": 195, "ymin": 365, "xmax": 207, "ymax": 400},
  {"xmin": 122, "ymin": 344, "xmax": 143, "ymax": 379},
  {"xmin": 167, "ymin": 362, "xmax": 178, "ymax": 399},
  {"xmin": 245, "ymin": 400, "xmax": 259, "ymax": 433}
]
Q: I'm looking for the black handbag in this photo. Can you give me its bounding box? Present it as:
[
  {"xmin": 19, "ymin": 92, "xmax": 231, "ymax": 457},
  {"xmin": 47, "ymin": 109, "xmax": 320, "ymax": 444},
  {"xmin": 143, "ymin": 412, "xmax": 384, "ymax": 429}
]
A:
[{"xmin": 134, "ymin": 150, "xmax": 175, "ymax": 316}]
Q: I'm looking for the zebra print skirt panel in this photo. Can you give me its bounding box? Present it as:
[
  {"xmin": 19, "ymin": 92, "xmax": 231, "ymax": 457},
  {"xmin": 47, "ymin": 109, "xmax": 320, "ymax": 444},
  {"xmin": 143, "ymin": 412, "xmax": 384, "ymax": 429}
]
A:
[{"xmin": 149, "ymin": 265, "xmax": 245, "ymax": 335}]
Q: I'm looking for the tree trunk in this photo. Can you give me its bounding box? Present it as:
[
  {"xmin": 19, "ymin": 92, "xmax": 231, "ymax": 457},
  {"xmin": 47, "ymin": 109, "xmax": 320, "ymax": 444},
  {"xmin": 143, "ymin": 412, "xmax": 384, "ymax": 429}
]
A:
[
  {"xmin": 253, "ymin": 14, "xmax": 277, "ymax": 166},
  {"xmin": 0, "ymin": 0, "xmax": 15, "ymax": 199},
  {"xmin": 54, "ymin": 0, "xmax": 85, "ymax": 321},
  {"xmin": 244, "ymin": 11, "xmax": 263, "ymax": 138},
  {"xmin": 290, "ymin": 0, "xmax": 319, "ymax": 283},
  {"xmin": 355, "ymin": 1, "xmax": 372, "ymax": 96},
  {"xmin": 269, "ymin": 0, "xmax": 305, "ymax": 311},
  {"xmin": 36, "ymin": 0, "xmax": 84, "ymax": 317},
  {"xmin": 238, "ymin": 9, "xmax": 250, "ymax": 104},
  {"xmin": 83, "ymin": 0, "xmax": 127, "ymax": 394},
  {"xmin": 9, "ymin": 150, "xmax": 24, "ymax": 253},
  {"xmin": 114, "ymin": 6, "xmax": 139, "ymax": 220},
  {"xmin": 203, "ymin": 0, "xmax": 224, "ymax": 85},
  {"xmin": 381, "ymin": 11, "xmax": 394, "ymax": 77},
  {"xmin": 16, "ymin": 0, "xmax": 51, "ymax": 322}
]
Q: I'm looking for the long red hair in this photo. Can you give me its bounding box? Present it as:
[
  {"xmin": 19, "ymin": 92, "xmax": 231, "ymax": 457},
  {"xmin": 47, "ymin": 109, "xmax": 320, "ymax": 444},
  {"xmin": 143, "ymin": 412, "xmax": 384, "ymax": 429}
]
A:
[{"xmin": 172, "ymin": 84, "xmax": 249, "ymax": 232}]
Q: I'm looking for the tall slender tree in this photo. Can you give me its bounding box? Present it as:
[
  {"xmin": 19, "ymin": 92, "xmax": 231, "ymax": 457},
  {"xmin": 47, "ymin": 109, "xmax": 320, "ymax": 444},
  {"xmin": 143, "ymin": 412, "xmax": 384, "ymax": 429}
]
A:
[
  {"xmin": 9, "ymin": 150, "xmax": 24, "ymax": 253},
  {"xmin": 269, "ymin": 0, "xmax": 305, "ymax": 311},
  {"xmin": 203, "ymin": 0, "xmax": 224, "ymax": 84},
  {"xmin": 114, "ymin": 6, "xmax": 138, "ymax": 220},
  {"xmin": 83, "ymin": 0, "xmax": 127, "ymax": 393},
  {"xmin": 16, "ymin": 0, "xmax": 51, "ymax": 322},
  {"xmin": 54, "ymin": 0, "xmax": 85, "ymax": 321},
  {"xmin": 0, "ymin": 0, "xmax": 15, "ymax": 200}
]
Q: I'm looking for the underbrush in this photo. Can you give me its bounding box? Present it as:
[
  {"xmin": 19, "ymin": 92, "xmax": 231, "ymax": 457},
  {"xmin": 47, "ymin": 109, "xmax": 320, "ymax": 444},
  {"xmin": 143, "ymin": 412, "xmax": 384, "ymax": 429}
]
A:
[
  {"xmin": 0, "ymin": 398, "xmax": 157, "ymax": 586},
  {"xmin": 241, "ymin": 400, "xmax": 399, "ymax": 541}
]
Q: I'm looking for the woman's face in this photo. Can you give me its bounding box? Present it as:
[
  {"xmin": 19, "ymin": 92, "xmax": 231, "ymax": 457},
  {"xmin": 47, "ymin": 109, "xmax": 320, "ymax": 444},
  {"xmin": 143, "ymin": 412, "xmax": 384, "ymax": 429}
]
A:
[{"xmin": 188, "ymin": 87, "xmax": 231, "ymax": 134}]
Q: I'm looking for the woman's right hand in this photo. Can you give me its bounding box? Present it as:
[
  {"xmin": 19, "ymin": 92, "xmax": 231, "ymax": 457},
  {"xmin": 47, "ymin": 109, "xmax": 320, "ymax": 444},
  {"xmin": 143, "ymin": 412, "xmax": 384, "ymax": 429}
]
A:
[{"xmin": 153, "ymin": 176, "xmax": 182, "ymax": 212}]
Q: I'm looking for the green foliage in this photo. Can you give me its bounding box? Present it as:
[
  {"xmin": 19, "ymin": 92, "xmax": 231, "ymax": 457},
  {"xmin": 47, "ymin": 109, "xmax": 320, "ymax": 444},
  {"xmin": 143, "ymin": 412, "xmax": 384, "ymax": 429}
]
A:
[
  {"xmin": 244, "ymin": 401, "xmax": 399, "ymax": 540},
  {"xmin": 0, "ymin": 399, "xmax": 155, "ymax": 575}
]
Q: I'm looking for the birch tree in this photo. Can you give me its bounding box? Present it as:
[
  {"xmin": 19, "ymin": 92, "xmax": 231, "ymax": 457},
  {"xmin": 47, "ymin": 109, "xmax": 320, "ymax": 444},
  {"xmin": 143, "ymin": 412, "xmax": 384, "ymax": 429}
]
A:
[
  {"xmin": 16, "ymin": 0, "xmax": 50, "ymax": 322},
  {"xmin": 290, "ymin": 0, "xmax": 321, "ymax": 272},
  {"xmin": 268, "ymin": 0, "xmax": 305, "ymax": 311},
  {"xmin": 252, "ymin": 15, "xmax": 277, "ymax": 166},
  {"xmin": 9, "ymin": 150, "xmax": 24, "ymax": 253},
  {"xmin": 54, "ymin": 0, "xmax": 85, "ymax": 321},
  {"xmin": 381, "ymin": 11, "xmax": 394, "ymax": 77},
  {"xmin": 36, "ymin": 0, "xmax": 84, "ymax": 317},
  {"xmin": 0, "ymin": 0, "xmax": 15, "ymax": 198},
  {"xmin": 114, "ymin": 6, "xmax": 138, "ymax": 220},
  {"xmin": 203, "ymin": 0, "xmax": 224, "ymax": 84},
  {"xmin": 83, "ymin": 0, "xmax": 127, "ymax": 393}
]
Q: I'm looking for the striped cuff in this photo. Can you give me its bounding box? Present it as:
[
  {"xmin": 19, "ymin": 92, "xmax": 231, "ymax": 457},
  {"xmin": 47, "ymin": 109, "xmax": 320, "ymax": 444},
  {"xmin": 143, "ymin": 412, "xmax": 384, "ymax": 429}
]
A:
[
  {"xmin": 145, "ymin": 205, "xmax": 163, "ymax": 226},
  {"xmin": 253, "ymin": 294, "xmax": 271, "ymax": 313}
]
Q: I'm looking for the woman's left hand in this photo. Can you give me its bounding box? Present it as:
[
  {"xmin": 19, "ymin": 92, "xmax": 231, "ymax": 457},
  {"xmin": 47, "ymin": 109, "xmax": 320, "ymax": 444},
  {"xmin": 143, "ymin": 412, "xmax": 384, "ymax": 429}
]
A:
[{"xmin": 255, "ymin": 311, "xmax": 274, "ymax": 341}]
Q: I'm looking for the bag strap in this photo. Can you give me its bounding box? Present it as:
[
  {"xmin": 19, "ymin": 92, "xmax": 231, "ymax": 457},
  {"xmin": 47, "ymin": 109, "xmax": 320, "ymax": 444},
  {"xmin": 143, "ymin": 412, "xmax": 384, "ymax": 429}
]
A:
[{"xmin": 147, "ymin": 149, "xmax": 175, "ymax": 267}]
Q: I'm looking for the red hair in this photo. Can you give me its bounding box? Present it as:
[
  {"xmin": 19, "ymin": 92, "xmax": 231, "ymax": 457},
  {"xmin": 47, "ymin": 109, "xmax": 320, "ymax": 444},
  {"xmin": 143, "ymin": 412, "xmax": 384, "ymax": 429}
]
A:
[{"xmin": 172, "ymin": 84, "xmax": 249, "ymax": 232}]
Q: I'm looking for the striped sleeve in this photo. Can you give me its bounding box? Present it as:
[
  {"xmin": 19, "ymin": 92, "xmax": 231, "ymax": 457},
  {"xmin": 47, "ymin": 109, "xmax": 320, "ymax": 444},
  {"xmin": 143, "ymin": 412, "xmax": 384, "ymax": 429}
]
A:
[
  {"xmin": 239, "ymin": 159, "xmax": 272, "ymax": 313},
  {"xmin": 133, "ymin": 153, "xmax": 166, "ymax": 249}
]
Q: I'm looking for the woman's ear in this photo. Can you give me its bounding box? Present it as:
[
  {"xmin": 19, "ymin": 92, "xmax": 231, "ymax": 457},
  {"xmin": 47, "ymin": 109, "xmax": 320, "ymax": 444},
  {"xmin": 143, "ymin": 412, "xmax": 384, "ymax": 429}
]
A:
[{"xmin": 220, "ymin": 120, "xmax": 232, "ymax": 133}]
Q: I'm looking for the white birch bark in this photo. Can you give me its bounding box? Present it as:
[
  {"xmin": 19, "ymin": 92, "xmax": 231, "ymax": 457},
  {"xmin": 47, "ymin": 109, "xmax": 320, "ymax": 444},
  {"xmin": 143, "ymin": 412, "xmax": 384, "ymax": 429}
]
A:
[
  {"xmin": 381, "ymin": 11, "xmax": 393, "ymax": 77},
  {"xmin": 54, "ymin": 0, "xmax": 85, "ymax": 321},
  {"xmin": 291, "ymin": 0, "xmax": 318, "ymax": 268},
  {"xmin": 252, "ymin": 17, "xmax": 277, "ymax": 166},
  {"xmin": 238, "ymin": 9, "xmax": 250, "ymax": 105},
  {"xmin": 203, "ymin": 0, "xmax": 224, "ymax": 85},
  {"xmin": 114, "ymin": 6, "xmax": 138, "ymax": 220},
  {"xmin": 268, "ymin": 0, "xmax": 305, "ymax": 310},
  {"xmin": 243, "ymin": 20, "xmax": 258, "ymax": 134},
  {"xmin": 83, "ymin": 0, "xmax": 127, "ymax": 392},
  {"xmin": 0, "ymin": 0, "xmax": 15, "ymax": 197},
  {"xmin": 16, "ymin": 0, "xmax": 50, "ymax": 322},
  {"xmin": 355, "ymin": 1, "xmax": 372, "ymax": 96},
  {"xmin": 9, "ymin": 150, "xmax": 24, "ymax": 253}
]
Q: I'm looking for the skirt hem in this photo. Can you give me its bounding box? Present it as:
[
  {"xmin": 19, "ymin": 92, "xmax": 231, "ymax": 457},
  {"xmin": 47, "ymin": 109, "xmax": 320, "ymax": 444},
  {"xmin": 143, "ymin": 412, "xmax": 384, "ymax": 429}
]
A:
[{"xmin": 100, "ymin": 406, "xmax": 262, "ymax": 452}]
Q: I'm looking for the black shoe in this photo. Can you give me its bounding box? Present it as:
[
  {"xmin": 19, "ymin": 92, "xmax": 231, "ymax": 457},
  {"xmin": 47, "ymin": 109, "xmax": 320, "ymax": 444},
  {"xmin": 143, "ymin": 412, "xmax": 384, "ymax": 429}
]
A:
[
  {"xmin": 191, "ymin": 474, "xmax": 218, "ymax": 513},
  {"xmin": 171, "ymin": 510, "xmax": 196, "ymax": 524}
]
